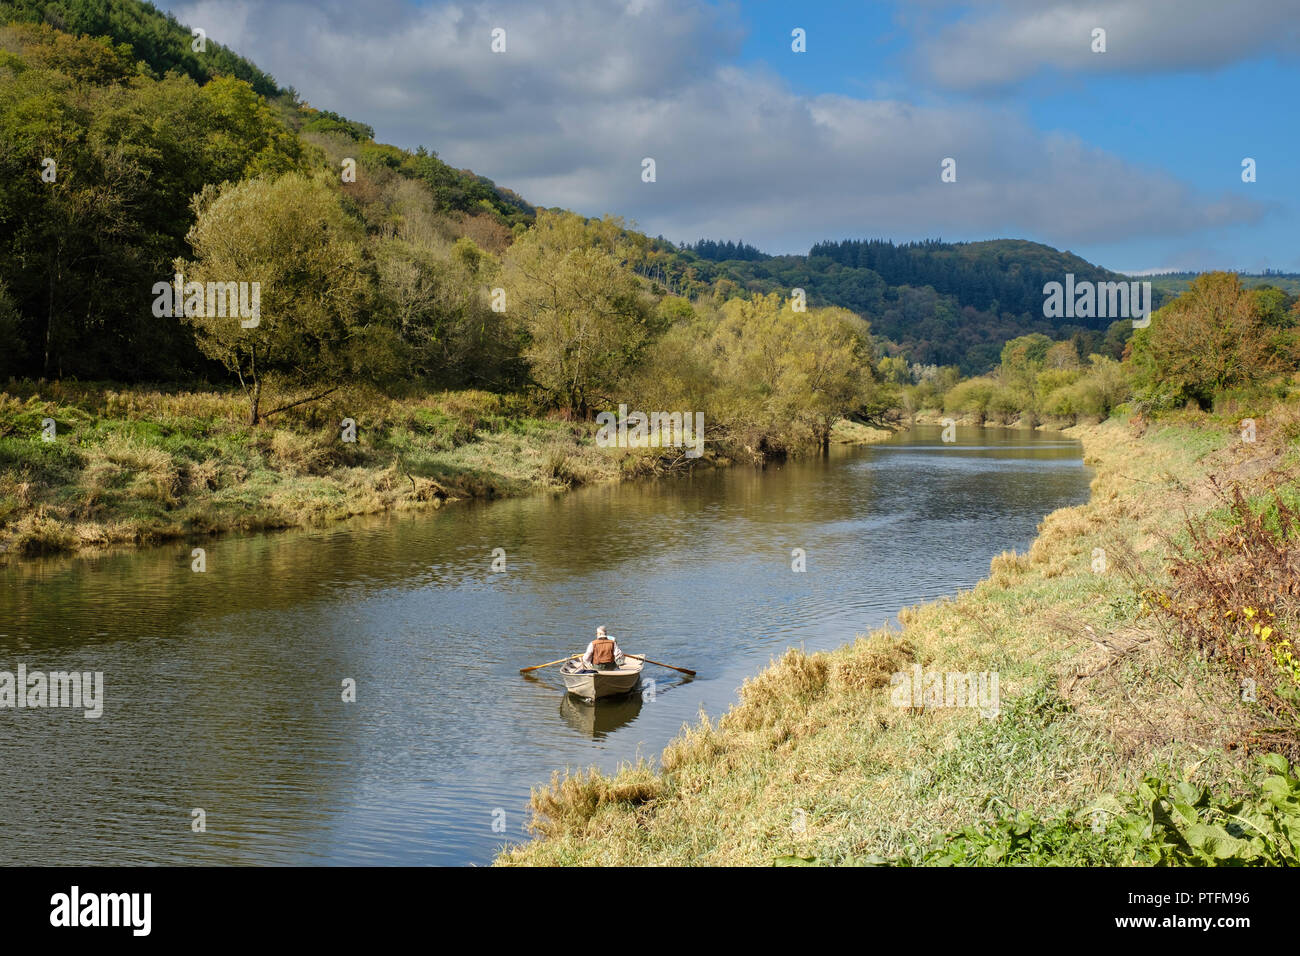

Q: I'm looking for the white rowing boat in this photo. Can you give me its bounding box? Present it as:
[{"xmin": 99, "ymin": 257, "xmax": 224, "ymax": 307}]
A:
[{"xmin": 559, "ymin": 655, "xmax": 644, "ymax": 700}]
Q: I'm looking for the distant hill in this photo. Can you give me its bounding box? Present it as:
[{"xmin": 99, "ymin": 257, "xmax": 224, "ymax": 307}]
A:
[
  {"xmin": 635, "ymin": 237, "xmax": 1161, "ymax": 373},
  {"xmin": 1147, "ymin": 272, "xmax": 1300, "ymax": 296},
  {"xmin": 808, "ymin": 238, "xmax": 1128, "ymax": 318},
  {"xmin": 0, "ymin": 0, "xmax": 534, "ymax": 224}
]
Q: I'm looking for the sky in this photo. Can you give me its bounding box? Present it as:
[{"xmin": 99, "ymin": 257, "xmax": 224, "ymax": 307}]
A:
[{"xmin": 163, "ymin": 0, "xmax": 1300, "ymax": 273}]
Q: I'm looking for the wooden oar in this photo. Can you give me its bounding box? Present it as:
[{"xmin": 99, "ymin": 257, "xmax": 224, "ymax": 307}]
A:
[
  {"xmin": 626, "ymin": 655, "xmax": 696, "ymax": 677},
  {"xmin": 520, "ymin": 654, "xmax": 579, "ymax": 674}
]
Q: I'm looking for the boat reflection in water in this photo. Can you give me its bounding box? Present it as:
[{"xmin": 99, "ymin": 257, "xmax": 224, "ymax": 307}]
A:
[{"xmin": 559, "ymin": 692, "xmax": 644, "ymax": 739}]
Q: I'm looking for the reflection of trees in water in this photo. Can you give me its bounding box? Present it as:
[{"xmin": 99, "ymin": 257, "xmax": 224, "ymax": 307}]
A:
[{"xmin": 0, "ymin": 429, "xmax": 1084, "ymax": 615}]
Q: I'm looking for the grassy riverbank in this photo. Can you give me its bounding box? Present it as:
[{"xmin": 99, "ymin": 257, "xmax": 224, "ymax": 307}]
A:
[
  {"xmin": 498, "ymin": 399, "xmax": 1300, "ymax": 865},
  {"xmin": 0, "ymin": 382, "xmax": 892, "ymax": 560}
]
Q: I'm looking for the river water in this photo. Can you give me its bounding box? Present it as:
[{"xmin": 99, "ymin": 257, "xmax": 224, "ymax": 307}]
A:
[{"xmin": 0, "ymin": 425, "xmax": 1089, "ymax": 865}]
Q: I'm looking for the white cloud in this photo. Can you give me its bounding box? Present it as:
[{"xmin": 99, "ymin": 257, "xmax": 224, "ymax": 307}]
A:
[{"xmin": 167, "ymin": 0, "xmax": 1269, "ymax": 254}]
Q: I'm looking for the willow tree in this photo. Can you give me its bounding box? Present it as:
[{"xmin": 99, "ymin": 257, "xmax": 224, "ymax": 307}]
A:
[
  {"xmin": 179, "ymin": 173, "xmax": 385, "ymax": 424},
  {"xmin": 503, "ymin": 211, "xmax": 654, "ymax": 417},
  {"xmin": 785, "ymin": 305, "xmax": 882, "ymax": 449},
  {"xmin": 374, "ymin": 235, "xmax": 519, "ymax": 387},
  {"xmin": 709, "ymin": 293, "xmax": 883, "ymax": 453}
]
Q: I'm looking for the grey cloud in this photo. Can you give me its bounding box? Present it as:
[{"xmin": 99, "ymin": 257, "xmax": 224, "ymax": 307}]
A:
[{"xmin": 910, "ymin": 0, "xmax": 1300, "ymax": 91}]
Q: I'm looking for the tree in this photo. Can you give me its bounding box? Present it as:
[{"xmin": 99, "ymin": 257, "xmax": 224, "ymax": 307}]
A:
[
  {"xmin": 1127, "ymin": 272, "xmax": 1294, "ymax": 409},
  {"xmin": 706, "ymin": 293, "xmax": 882, "ymax": 452},
  {"xmin": 1250, "ymin": 286, "xmax": 1295, "ymax": 328},
  {"xmin": 178, "ymin": 173, "xmax": 384, "ymax": 424},
  {"xmin": 878, "ymin": 355, "xmax": 912, "ymax": 385},
  {"xmin": 1000, "ymin": 333, "xmax": 1052, "ymax": 382},
  {"xmin": 503, "ymin": 211, "xmax": 654, "ymax": 417},
  {"xmin": 785, "ymin": 305, "xmax": 882, "ymax": 448},
  {"xmin": 0, "ymin": 34, "xmax": 305, "ymax": 380},
  {"xmin": 1044, "ymin": 339, "xmax": 1081, "ymax": 370},
  {"xmin": 374, "ymin": 235, "xmax": 519, "ymax": 387},
  {"xmin": 1100, "ymin": 319, "xmax": 1133, "ymax": 360}
]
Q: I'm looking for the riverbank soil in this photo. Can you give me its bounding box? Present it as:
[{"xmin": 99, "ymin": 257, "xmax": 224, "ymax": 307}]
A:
[{"xmin": 499, "ymin": 401, "xmax": 1300, "ymax": 865}]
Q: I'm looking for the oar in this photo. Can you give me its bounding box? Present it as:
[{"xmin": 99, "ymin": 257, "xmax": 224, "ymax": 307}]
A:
[
  {"xmin": 519, "ymin": 654, "xmax": 579, "ymax": 674},
  {"xmin": 626, "ymin": 655, "xmax": 696, "ymax": 677}
]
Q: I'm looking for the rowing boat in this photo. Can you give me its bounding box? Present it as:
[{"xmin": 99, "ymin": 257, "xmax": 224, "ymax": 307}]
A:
[{"xmin": 559, "ymin": 655, "xmax": 644, "ymax": 700}]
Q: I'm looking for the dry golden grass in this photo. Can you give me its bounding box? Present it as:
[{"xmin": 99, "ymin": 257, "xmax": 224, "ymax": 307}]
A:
[
  {"xmin": 528, "ymin": 760, "xmax": 664, "ymax": 840},
  {"xmin": 830, "ymin": 420, "xmax": 895, "ymax": 444}
]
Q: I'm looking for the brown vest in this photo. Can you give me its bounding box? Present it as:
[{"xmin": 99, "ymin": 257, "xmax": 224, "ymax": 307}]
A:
[{"xmin": 591, "ymin": 638, "xmax": 616, "ymax": 665}]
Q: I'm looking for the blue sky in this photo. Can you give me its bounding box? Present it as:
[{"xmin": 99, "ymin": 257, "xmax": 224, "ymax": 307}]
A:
[
  {"xmin": 731, "ymin": 0, "xmax": 1300, "ymax": 272},
  {"xmin": 170, "ymin": 0, "xmax": 1300, "ymax": 272}
]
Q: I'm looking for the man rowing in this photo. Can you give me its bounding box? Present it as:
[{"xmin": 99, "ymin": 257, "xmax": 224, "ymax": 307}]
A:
[{"xmin": 580, "ymin": 625, "xmax": 624, "ymax": 671}]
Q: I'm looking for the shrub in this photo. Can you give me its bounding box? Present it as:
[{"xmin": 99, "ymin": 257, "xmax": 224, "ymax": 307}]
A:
[
  {"xmin": 944, "ymin": 377, "xmax": 998, "ymax": 420},
  {"xmin": 1149, "ymin": 481, "xmax": 1300, "ymax": 753},
  {"xmin": 1128, "ymin": 272, "xmax": 1296, "ymax": 411},
  {"xmin": 8, "ymin": 512, "xmax": 78, "ymax": 555}
]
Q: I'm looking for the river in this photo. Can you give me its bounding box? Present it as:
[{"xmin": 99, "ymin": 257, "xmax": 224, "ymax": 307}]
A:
[{"xmin": 0, "ymin": 424, "xmax": 1090, "ymax": 865}]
